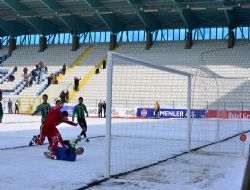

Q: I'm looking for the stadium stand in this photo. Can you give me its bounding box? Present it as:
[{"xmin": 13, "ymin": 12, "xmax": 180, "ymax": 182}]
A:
[
  {"xmin": 67, "ymin": 40, "xmax": 250, "ymax": 110},
  {"xmin": 0, "ymin": 44, "xmax": 92, "ymax": 112},
  {"xmin": 1, "ymin": 40, "xmax": 250, "ymax": 112},
  {"xmin": 3, "ymin": 45, "xmax": 86, "ymax": 66}
]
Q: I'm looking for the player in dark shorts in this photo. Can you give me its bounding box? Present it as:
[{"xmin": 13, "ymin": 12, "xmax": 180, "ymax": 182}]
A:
[{"xmin": 72, "ymin": 97, "xmax": 89, "ymax": 142}]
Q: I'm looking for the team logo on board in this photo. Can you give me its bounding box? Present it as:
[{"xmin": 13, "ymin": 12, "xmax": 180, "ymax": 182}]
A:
[{"xmin": 141, "ymin": 109, "xmax": 147, "ymax": 117}]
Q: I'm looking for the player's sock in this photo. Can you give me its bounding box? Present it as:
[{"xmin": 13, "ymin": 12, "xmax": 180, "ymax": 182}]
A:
[
  {"xmin": 50, "ymin": 154, "xmax": 56, "ymax": 160},
  {"xmin": 80, "ymin": 130, "xmax": 85, "ymax": 136},
  {"xmin": 82, "ymin": 132, "xmax": 89, "ymax": 142},
  {"xmin": 29, "ymin": 141, "xmax": 33, "ymax": 146},
  {"xmin": 74, "ymin": 136, "xmax": 81, "ymax": 144}
]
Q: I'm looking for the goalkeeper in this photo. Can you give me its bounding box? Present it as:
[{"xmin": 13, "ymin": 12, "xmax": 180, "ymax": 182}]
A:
[{"xmin": 45, "ymin": 138, "xmax": 84, "ymax": 161}]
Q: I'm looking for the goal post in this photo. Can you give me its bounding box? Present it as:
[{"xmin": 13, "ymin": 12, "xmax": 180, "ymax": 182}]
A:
[
  {"xmin": 105, "ymin": 51, "xmax": 113, "ymax": 178},
  {"xmin": 105, "ymin": 51, "xmax": 193, "ymax": 178},
  {"xmin": 104, "ymin": 45, "xmax": 250, "ymax": 186}
]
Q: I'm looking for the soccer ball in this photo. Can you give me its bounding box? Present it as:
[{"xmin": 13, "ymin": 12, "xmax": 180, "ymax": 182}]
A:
[{"xmin": 240, "ymin": 133, "xmax": 247, "ymax": 142}]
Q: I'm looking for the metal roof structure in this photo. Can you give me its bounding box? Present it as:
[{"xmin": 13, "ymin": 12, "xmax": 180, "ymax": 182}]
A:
[{"xmin": 0, "ymin": 0, "xmax": 250, "ymax": 37}]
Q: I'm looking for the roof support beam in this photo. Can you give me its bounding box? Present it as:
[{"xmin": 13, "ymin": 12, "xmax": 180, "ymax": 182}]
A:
[
  {"xmin": 26, "ymin": 17, "xmax": 58, "ymax": 35},
  {"xmin": 40, "ymin": 0, "xmax": 89, "ymax": 34},
  {"xmin": 172, "ymin": 0, "xmax": 198, "ymax": 30},
  {"xmin": 83, "ymin": 0, "xmax": 124, "ymax": 32},
  {"xmin": 3, "ymin": 0, "xmax": 59, "ymax": 35},
  {"xmin": 126, "ymin": 0, "xmax": 159, "ymax": 31},
  {"xmin": 3, "ymin": 0, "xmax": 29, "ymax": 12},
  {"xmin": 224, "ymin": 10, "xmax": 238, "ymax": 29},
  {"xmin": 0, "ymin": 28, "xmax": 8, "ymax": 37},
  {"xmin": 59, "ymin": 16, "xmax": 89, "ymax": 34},
  {"xmin": 0, "ymin": 18, "xmax": 27, "ymax": 36},
  {"xmin": 40, "ymin": 0, "xmax": 64, "ymax": 10},
  {"xmin": 223, "ymin": 0, "xmax": 238, "ymax": 29}
]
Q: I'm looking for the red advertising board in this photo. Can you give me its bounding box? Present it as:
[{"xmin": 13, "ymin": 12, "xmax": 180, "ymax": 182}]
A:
[{"xmin": 206, "ymin": 110, "xmax": 250, "ymax": 119}]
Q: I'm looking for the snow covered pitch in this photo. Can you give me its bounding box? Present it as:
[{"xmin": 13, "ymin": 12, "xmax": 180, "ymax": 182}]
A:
[{"xmin": 0, "ymin": 114, "xmax": 249, "ymax": 190}]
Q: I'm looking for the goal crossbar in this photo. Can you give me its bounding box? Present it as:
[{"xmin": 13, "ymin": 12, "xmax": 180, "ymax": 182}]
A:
[{"xmin": 111, "ymin": 52, "xmax": 192, "ymax": 77}]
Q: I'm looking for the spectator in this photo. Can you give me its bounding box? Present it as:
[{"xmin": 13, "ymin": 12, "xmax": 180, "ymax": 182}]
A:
[
  {"xmin": 8, "ymin": 99, "xmax": 12, "ymax": 113},
  {"xmin": 65, "ymin": 90, "xmax": 69, "ymax": 103},
  {"xmin": 44, "ymin": 66, "xmax": 48, "ymax": 74},
  {"xmin": 51, "ymin": 74, "xmax": 56, "ymax": 84},
  {"xmin": 31, "ymin": 69, "xmax": 37, "ymax": 82},
  {"xmin": 13, "ymin": 66, "xmax": 17, "ymax": 72},
  {"xmin": 102, "ymin": 101, "xmax": 106, "ymax": 118},
  {"xmin": 60, "ymin": 91, "xmax": 66, "ymax": 105},
  {"xmin": 62, "ymin": 64, "xmax": 66, "ymax": 75},
  {"xmin": 103, "ymin": 60, "xmax": 106, "ymax": 69},
  {"xmin": 15, "ymin": 99, "xmax": 20, "ymax": 114},
  {"xmin": 40, "ymin": 67, "xmax": 44, "ymax": 84},
  {"xmin": 74, "ymin": 77, "xmax": 80, "ymax": 91},
  {"xmin": 154, "ymin": 101, "xmax": 160, "ymax": 119},
  {"xmin": 24, "ymin": 74, "xmax": 29, "ymax": 87},
  {"xmin": 39, "ymin": 61, "xmax": 43, "ymax": 71},
  {"xmin": 29, "ymin": 77, "xmax": 33, "ymax": 87},
  {"xmin": 54, "ymin": 76, "xmax": 58, "ymax": 84},
  {"xmin": 23, "ymin": 67, "xmax": 28, "ymax": 75},
  {"xmin": 98, "ymin": 100, "xmax": 102, "ymax": 117},
  {"xmin": 8, "ymin": 74, "xmax": 15, "ymax": 82},
  {"xmin": 47, "ymin": 75, "xmax": 52, "ymax": 86}
]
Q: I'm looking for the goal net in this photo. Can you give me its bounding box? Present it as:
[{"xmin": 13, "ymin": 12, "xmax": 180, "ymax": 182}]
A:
[{"xmin": 105, "ymin": 51, "xmax": 250, "ymax": 178}]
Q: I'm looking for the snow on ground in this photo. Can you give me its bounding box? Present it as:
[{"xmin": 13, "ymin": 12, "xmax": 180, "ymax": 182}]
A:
[
  {"xmin": 91, "ymin": 140, "xmax": 248, "ymax": 190},
  {"xmin": 0, "ymin": 114, "xmax": 249, "ymax": 190}
]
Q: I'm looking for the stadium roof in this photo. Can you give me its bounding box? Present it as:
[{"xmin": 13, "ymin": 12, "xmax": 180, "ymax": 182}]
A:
[{"xmin": 0, "ymin": 0, "xmax": 250, "ymax": 37}]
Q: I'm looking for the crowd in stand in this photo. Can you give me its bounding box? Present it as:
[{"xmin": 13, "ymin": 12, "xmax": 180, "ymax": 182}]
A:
[
  {"xmin": 22, "ymin": 61, "xmax": 48, "ymax": 87},
  {"xmin": 21, "ymin": 61, "xmax": 60, "ymax": 88},
  {"xmin": 0, "ymin": 66, "xmax": 17, "ymax": 82},
  {"xmin": 47, "ymin": 73, "xmax": 58, "ymax": 85}
]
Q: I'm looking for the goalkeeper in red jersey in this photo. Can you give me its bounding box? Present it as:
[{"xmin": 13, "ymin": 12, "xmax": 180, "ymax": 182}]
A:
[{"xmin": 30, "ymin": 100, "xmax": 78, "ymax": 159}]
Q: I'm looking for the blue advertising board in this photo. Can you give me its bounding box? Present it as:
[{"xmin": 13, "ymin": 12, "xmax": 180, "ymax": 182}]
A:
[{"xmin": 137, "ymin": 108, "xmax": 206, "ymax": 119}]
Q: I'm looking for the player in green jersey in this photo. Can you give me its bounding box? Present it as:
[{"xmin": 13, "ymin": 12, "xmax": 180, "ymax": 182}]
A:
[
  {"xmin": 32, "ymin": 94, "xmax": 51, "ymax": 123},
  {"xmin": 72, "ymin": 97, "xmax": 89, "ymax": 142}
]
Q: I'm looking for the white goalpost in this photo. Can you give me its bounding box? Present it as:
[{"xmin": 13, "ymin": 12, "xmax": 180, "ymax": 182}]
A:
[
  {"xmin": 104, "ymin": 49, "xmax": 250, "ymax": 180},
  {"xmin": 105, "ymin": 51, "xmax": 193, "ymax": 178}
]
